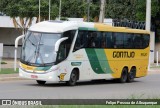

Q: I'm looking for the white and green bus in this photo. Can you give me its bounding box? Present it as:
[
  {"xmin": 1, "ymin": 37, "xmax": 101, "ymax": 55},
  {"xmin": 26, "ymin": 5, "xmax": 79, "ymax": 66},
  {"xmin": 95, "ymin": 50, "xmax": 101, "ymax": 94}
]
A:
[{"xmin": 17, "ymin": 21, "xmax": 150, "ymax": 86}]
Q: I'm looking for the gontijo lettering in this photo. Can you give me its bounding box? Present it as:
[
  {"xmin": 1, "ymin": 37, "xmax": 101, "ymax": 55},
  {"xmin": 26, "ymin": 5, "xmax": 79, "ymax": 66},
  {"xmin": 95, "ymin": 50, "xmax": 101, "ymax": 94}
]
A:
[{"xmin": 113, "ymin": 51, "xmax": 135, "ymax": 58}]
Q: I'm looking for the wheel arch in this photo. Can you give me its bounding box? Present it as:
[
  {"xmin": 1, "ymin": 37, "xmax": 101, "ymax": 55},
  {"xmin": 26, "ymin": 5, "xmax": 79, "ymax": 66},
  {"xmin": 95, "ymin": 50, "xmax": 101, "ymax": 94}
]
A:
[{"xmin": 129, "ymin": 66, "xmax": 136, "ymax": 72}]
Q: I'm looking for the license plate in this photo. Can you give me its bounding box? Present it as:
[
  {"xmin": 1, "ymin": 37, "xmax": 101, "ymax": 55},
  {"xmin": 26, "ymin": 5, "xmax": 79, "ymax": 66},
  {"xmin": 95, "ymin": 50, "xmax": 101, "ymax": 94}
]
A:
[{"xmin": 31, "ymin": 75, "xmax": 38, "ymax": 79}]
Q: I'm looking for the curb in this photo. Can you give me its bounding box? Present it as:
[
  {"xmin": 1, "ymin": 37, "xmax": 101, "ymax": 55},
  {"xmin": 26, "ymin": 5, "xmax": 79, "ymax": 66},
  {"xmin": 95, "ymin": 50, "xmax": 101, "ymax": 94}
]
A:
[
  {"xmin": 0, "ymin": 77, "xmax": 26, "ymax": 81},
  {"xmin": 148, "ymin": 71, "xmax": 160, "ymax": 75},
  {"xmin": 0, "ymin": 74, "xmax": 27, "ymax": 81}
]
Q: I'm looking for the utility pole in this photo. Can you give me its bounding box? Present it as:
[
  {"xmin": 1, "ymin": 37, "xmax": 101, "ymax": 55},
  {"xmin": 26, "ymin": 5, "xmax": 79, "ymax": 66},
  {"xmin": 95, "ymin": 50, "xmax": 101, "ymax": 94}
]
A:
[
  {"xmin": 87, "ymin": 0, "xmax": 90, "ymax": 22},
  {"xmin": 99, "ymin": 0, "xmax": 106, "ymax": 23},
  {"xmin": 59, "ymin": 0, "xmax": 61, "ymax": 20},
  {"xmin": 49, "ymin": 0, "xmax": 51, "ymax": 20},
  {"xmin": 39, "ymin": 0, "xmax": 41, "ymax": 22},
  {"xmin": 146, "ymin": 0, "xmax": 151, "ymax": 31},
  {"xmin": 146, "ymin": 0, "xmax": 151, "ymax": 71}
]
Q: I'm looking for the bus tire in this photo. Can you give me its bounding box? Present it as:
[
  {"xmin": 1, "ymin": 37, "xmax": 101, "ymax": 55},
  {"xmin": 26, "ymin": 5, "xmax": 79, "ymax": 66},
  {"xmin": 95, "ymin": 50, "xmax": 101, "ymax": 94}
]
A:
[
  {"xmin": 127, "ymin": 67, "xmax": 136, "ymax": 82},
  {"xmin": 36, "ymin": 80, "xmax": 46, "ymax": 85},
  {"xmin": 66, "ymin": 70, "xmax": 78, "ymax": 86},
  {"xmin": 119, "ymin": 68, "xmax": 128, "ymax": 83}
]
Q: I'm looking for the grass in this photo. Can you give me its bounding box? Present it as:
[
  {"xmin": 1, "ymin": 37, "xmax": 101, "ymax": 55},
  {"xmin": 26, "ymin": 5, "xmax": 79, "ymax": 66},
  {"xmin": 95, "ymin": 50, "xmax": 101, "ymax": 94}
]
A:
[
  {"xmin": 128, "ymin": 93, "xmax": 146, "ymax": 99},
  {"xmin": 0, "ymin": 68, "xmax": 18, "ymax": 74},
  {"xmin": 58, "ymin": 106, "xmax": 160, "ymax": 108},
  {"xmin": 150, "ymin": 64, "xmax": 160, "ymax": 68},
  {"xmin": 18, "ymin": 105, "xmax": 160, "ymax": 108},
  {"xmin": 150, "ymin": 66, "xmax": 160, "ymax": 69}
]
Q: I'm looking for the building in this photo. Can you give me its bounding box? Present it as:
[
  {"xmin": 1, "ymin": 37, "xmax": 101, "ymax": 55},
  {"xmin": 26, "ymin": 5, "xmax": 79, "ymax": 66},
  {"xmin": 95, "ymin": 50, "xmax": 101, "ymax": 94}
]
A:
[{"xmin": 0, "ymin": 16, "xmax": 37, "ymax": 58}]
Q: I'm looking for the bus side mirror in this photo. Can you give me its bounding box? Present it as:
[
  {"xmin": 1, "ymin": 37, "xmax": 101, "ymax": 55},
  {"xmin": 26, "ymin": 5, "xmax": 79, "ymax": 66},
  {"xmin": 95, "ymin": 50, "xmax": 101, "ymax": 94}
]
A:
[{"xmin": 55, "ymin": 37, "xmax": 68, "ymax": 52}]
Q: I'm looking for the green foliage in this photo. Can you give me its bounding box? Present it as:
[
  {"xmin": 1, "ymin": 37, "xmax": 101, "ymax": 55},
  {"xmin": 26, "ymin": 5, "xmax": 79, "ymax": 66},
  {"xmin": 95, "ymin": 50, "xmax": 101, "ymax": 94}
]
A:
[
  {"xmin": 106, "ymin": 0, "xmax": 137, "ymax": 20},
  {"xmin": 105, "ymin": 0, "xmax": 160, "ymax": 21},
  {"xmin": 0, "ymin": 0, "xmax": 100, "ymax": 21},
  {"xmin": 0, "ymin": 0, "xmax": 160, "ymax": 22},
  {"xmin": 60, "ymin": 0, "xmax": 100, "ymax": 19},
  {"xmin": 0, "ymin": 0, "xmax": 59, "ymax": 20},
  {"xmin": 60, "ymin": 17, "xmax": 69, "ymax": 21},
  {"xmin": 136, "ymin": 0, "xmax": 160, "ymax": 21}
]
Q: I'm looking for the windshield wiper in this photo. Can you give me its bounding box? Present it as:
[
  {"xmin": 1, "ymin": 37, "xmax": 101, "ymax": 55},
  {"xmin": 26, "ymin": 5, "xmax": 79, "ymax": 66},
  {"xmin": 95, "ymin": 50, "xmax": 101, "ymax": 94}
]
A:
[
  {"xmin": 28, "ymin": 39, "xmax": 36, "ymax": 46},
  {"xmin": 34, "ymin": 35, "xmax": 45, "ymax": 66}
]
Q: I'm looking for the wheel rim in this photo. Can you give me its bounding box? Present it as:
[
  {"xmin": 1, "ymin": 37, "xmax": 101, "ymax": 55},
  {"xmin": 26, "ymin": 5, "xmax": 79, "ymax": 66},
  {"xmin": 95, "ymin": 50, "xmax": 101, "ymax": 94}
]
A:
[
  {"xmin": 121, "ymin": 69, "xmax": 127, "ymax": 82},
  {"xmin": 130, "ymin": 68, "xmax": 136, "ymax": 79},
  {"xmin": 122, "ymin": 70, "xmax": 127, "ymax": 81},
  {"xmin": 71, "ymin": 73, "xmax": 77, "ymax": 83}
]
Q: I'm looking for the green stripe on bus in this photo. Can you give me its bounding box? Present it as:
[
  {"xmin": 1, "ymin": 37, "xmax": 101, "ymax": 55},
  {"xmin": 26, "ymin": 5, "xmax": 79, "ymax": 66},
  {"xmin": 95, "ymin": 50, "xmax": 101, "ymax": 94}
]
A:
[
  {"xmin": 35, "ymin": 66, "xmax": 52, "ymax": 71},
  {"xmin": 85, "ymin": 49, "xmax": 105, "ymax": 74},
  {"xmin": 95, "ymin": 49, "xmax": 113, "ymax": 74},
  {"xmin": 78, "ymin": 27, "xmax": 97, "ymax": 31}
]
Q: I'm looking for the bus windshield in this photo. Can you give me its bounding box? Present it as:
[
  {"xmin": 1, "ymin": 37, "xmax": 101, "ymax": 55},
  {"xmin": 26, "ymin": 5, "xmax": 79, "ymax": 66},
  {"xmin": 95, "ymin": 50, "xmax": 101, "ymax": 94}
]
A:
[{"xmin": 20, "ymin": 31, "xmax": 61, "ymax": 66}]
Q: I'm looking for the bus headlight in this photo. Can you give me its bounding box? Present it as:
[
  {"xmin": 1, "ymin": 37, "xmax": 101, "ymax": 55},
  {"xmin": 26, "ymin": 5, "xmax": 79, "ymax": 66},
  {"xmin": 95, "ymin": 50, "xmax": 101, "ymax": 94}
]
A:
[{"xmin": 48, "ymin": 76, "xmax": 53, "ymax": 79}]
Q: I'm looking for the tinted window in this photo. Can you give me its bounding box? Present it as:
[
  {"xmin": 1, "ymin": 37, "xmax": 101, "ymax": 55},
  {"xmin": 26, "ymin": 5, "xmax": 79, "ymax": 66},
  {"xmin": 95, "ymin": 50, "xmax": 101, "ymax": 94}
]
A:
[
  {"xmin": 113, "ymin": 33, "xmax": 124, "ymax": 48},
  {"xmin": 143, "ymin": 35, "xmax": 150, "ymax": 48},
  {"xmin": 133, "ymin": 34, "xmax": 143, "ymax": 48},
  {"xmin": 105, "ymin": 32, "xmax": 114, "ymax": 48},
  {"xmin": 74, "ymin": 30, "xmax": 149, "ymax": 51},
  {"xmin": 74, "ymin": 30, "xmax": 88, "ymax": 51},
  {"xmin": 56, "ymin": 30, "xmax": 76, "ymax": 63},
  {"xmin": 124, "ymin": 33, "xmax": 134, "ymax": 49}
]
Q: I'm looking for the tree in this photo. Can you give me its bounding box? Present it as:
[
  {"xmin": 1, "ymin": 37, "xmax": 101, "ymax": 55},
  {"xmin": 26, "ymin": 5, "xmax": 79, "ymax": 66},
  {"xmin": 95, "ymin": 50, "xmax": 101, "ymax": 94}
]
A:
[
  {"xmin": 105, "ymin": 0, "xmax": 160, "ymax": 22},
  {"xmin": 1, "ymin": 0, "xmax": 160, "ymax": 23},
  {"xmin": 0, "ymin": 0, "xmax": 59, "ymax": 33},
  {"xmin": 136, "ymin": 0, "xmax": 160, "ymax": 21},
  {"xmin": 59, "ymin": 0, "xmax": 100, "ymax": 21},
  {"xmin": 105, "ymin": 0, "xmax": 137, "ymax": 20},
  {"xmin": 0, "ymin": 0, "xmax": 101, "ymax": 22}
]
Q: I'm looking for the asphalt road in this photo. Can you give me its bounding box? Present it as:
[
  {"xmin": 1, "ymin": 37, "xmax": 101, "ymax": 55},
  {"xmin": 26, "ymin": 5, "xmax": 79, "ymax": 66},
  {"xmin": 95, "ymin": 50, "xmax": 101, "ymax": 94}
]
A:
[{"xmin": 0, "ymin": 74, "xmax": 160, "ymax": 99}]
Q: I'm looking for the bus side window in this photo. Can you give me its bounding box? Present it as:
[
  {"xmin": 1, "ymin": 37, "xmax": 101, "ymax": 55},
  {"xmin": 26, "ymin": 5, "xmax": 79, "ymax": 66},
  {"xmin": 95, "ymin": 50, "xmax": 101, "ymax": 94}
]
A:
[
  {"xmin": 114, "ymin": 33, "xmax": 124, "ymax": 49},
  {"xmin": 74, "ymin": 30, "xmax": 88, "ymax": 51},
  {"xmin": 124, "ymin": 33, "xmax": 134, "ymax": 49},
  {"xmin": 106, "ymin": 32, "xmax": 114, "ymax": 48},
  {"xmin": 133, "ymin": 34, "xmax": 143, "ymax": 49},
  {"xmin": 101, "ymin": 33, "xmax": 106, "ymax": 48},
  {"xmin": 143, "ymin": 34, "xmax": 150, "ymax": 48},
  {"xmin": 88, "ymin": 32, "xmax": 96, "ymax": 48},
  {"xmin": 56, "ymin": 30, "xmax": 75, "ymax": 63},
  {"xmin": 87, "ymin": 31, "xmax": 103, "ymax": 48},
  {"xmin": 96, "ymin": 32, "xmax": 102, "ymax": 48}
]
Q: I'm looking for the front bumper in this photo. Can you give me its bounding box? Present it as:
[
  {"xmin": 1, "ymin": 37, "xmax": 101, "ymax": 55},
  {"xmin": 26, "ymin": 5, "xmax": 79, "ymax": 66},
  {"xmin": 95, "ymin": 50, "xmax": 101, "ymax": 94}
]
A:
[{"xmin": 19, "ymin": 68, "xmax": 59, "ymax": 82}]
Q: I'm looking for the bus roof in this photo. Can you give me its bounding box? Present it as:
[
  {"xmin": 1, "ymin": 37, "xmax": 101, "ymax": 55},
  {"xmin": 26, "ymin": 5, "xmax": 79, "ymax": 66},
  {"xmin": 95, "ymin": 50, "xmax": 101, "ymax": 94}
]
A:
[{"xmin": 29, "ymin": 20, "xmax": 150, "ymax": 34}]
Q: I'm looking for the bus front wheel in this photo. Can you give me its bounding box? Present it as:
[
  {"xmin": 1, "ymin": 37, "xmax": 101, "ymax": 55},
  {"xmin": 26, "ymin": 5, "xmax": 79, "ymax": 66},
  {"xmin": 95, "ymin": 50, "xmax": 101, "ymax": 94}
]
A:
[
  {"xmin": 36, "ymin": 80, "xmax": 46, "ymax": 85},
  {"xmin": 66, "ymin": 70, "xmax": 78, "ymax": 86},
  {"xmin": 119, "ymin": 68, "xmax": 128, "ymax": 83}
]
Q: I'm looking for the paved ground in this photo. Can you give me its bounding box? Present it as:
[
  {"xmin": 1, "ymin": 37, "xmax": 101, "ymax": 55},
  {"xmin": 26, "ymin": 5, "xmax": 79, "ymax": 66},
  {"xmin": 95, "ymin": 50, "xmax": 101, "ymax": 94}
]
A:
[
  {"xmin": 1, "ymin": 59, "xmax": 160, "ymax": 99},
  {"xmin": 0, "ymin": 74, "xmax": 160, "ymax": 99}
]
